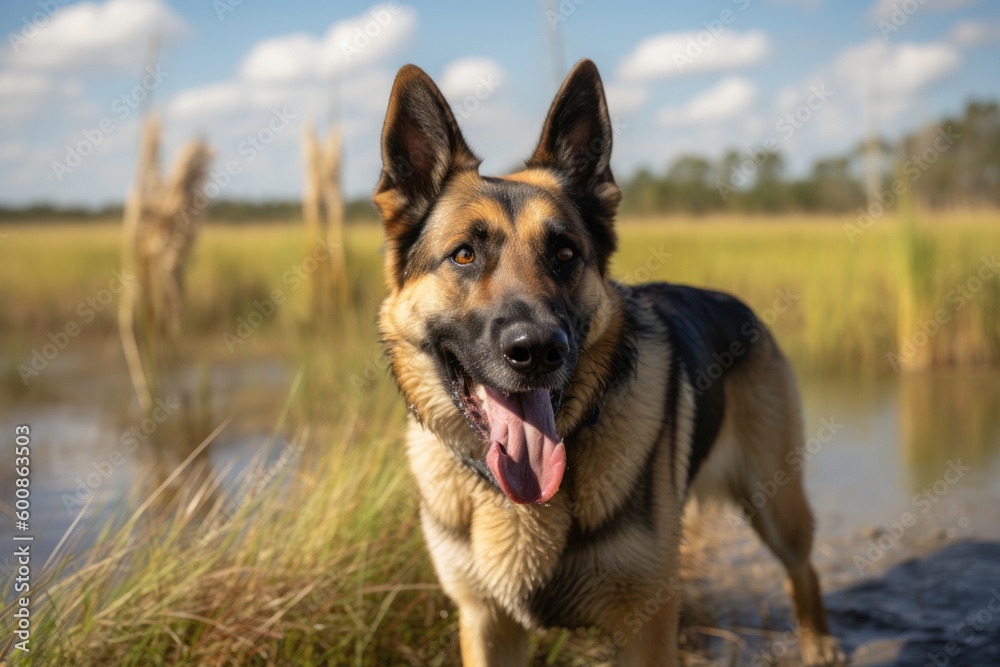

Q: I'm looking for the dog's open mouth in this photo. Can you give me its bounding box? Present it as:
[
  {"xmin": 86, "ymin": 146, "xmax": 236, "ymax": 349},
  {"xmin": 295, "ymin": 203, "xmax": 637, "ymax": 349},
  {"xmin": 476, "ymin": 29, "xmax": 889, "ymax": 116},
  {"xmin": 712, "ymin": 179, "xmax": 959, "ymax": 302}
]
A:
[{"xmin": 445, "ymin": 353, "xmax": 567, "ymax": 505}]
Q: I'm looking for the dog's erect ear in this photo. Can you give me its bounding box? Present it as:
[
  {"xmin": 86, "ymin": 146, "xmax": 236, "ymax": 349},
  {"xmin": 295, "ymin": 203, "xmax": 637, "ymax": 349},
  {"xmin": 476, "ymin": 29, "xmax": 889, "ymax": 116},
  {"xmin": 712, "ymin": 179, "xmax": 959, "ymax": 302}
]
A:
[
  {"xmin": 527, "ymin": 59, "xmax": 620, "ymax": 272},
  {"xmin": 374, "ymin": 65, "xmax": 479, "ymax": 246}
]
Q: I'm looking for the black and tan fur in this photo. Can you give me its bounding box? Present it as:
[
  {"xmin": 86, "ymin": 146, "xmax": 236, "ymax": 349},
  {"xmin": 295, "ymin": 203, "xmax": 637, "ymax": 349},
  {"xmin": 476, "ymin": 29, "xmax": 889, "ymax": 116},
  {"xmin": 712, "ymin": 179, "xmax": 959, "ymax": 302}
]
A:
[{"xmin": 374, "ymin": 59, "xmax": 844, "ymax": 666}]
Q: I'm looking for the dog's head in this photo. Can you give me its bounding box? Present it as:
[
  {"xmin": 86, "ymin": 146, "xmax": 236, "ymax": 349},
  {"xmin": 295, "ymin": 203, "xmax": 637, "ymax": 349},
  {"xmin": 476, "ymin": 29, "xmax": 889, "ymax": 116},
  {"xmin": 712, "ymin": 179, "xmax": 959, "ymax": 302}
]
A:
[{"xmin": 375, "ymin": 59, "xmax": 621, "ymax": 505}]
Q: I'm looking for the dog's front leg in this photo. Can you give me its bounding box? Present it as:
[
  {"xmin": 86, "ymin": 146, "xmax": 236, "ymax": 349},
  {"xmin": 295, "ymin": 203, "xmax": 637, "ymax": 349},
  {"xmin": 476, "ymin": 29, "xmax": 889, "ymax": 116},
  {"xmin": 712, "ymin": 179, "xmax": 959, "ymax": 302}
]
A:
[
  {"xmin": 457, "ymin": 600, "xmax": 528, "ymax": 667},
  {"xmin": 612, "ymin": 591, "xmax": 681, "ymax": 667}
]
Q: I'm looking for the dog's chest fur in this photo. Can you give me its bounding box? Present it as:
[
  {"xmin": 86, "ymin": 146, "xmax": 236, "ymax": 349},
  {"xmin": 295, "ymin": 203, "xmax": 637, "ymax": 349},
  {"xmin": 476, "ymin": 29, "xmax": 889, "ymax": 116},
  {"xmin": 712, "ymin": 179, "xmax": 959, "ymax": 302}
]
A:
[{"xmin": 406, "ymin": 329, "xmax": 681, "ymax": 629}]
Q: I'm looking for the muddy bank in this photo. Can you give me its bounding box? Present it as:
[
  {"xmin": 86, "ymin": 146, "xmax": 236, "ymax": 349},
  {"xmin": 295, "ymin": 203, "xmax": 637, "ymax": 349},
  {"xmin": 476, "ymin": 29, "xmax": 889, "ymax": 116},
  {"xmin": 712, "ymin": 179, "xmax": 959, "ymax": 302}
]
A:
[
  {"xmin": 688, "ymin": 497, "xmax": 1000, "ymax": 666},
  {"xmin": 830, "ymin": 540, "xmax": 1000, "ymax": 666}
]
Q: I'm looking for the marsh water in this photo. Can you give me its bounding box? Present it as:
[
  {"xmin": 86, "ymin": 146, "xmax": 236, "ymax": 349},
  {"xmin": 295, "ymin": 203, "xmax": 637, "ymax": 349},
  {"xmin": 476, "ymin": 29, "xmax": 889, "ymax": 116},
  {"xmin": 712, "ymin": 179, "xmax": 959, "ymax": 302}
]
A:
[{"xmin": 3, "ymin": 342, "xmax": 1000, "ymax": 664}]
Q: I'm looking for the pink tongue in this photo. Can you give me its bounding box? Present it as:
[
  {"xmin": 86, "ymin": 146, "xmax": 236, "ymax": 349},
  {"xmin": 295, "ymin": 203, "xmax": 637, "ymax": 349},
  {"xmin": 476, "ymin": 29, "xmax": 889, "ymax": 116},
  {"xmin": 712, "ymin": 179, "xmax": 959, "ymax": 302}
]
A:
[{"xmin": 483, "ymin": 387, "xmax": 566, "ymax": 504}]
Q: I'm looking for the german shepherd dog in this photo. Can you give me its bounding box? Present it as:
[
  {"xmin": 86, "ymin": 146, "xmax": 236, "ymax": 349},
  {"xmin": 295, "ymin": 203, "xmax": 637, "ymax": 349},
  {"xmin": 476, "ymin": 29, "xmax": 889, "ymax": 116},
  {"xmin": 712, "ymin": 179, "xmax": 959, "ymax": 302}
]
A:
[{"xmin": 374, "ymin": 59, "xmax": 844, "ymax": 666}]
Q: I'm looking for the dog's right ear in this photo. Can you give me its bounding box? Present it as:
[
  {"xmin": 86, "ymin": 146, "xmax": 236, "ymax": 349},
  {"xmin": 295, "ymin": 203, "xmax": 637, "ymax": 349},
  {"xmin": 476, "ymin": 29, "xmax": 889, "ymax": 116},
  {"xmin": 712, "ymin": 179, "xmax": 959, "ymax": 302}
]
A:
[{"xmin": 374, "ymin": 65, "xmax": 479, "ymax": 275}]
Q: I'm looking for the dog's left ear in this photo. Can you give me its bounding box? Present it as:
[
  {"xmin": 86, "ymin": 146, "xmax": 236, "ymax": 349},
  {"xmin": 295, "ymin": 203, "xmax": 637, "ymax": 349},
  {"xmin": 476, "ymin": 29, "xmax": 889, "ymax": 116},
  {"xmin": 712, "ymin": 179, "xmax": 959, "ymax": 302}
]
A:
[{"xmin": 527, "ymin": 59, "xmax": 620, "ymax": 272}]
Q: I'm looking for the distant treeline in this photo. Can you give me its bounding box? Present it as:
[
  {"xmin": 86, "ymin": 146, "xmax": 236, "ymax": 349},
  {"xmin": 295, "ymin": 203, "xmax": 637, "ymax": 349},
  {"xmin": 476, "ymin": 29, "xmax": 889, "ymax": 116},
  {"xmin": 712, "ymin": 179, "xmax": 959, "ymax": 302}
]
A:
[
  {"xmin": 3, "ymin": 100, "xmax": 996, "ymax": 223},
  {"xmin": 202, "ymin": 198, "xmax": 381, "ymax": 223},
  {"xmin": 620, "ymin": 100, "xmax": 999, "ymax": 215},
  {"xmin": 0, "ymin": 198, "xmax": 381, "ymax": 224},
  {"xmin": 0, "ymin": 203, "xmax": 125, "ymax": 221}
]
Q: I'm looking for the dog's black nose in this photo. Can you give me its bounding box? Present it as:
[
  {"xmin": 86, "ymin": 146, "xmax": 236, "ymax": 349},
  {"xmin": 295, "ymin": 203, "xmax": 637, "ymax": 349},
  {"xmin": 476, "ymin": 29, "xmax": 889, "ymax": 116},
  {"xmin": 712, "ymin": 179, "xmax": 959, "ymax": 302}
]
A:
[{"xmin": 501, "ymin": 324, "xmax": 569, "ymax": 374}]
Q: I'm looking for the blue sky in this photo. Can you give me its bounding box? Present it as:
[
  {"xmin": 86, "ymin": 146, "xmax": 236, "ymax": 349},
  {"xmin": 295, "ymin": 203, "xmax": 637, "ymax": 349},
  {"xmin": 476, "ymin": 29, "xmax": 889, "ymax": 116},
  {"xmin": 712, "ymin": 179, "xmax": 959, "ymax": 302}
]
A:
[{"xmin": 1, "ymin": 0, "xmax": 998, "ymax": 206}]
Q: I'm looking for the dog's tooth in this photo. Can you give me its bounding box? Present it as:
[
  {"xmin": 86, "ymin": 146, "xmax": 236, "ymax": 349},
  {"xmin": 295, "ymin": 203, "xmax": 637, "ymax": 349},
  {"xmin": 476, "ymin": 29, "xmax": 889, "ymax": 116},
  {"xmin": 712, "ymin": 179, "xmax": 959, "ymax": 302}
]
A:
[{"xmin": 474, "ymin": 384, "xmax": 487, "ymax": 402}]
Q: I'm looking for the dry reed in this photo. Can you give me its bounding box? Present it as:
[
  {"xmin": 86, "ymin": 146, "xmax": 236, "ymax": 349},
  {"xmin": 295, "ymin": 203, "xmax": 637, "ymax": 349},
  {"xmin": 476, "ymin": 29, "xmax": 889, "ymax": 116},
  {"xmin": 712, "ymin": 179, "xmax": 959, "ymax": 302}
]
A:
[
  {"xmin": 118, "ymin": 114, "xmax": 212, "ymax": 413},
  {"xmin": 302, "ymin": 121, "xmax": 349, "ymax": 321}
]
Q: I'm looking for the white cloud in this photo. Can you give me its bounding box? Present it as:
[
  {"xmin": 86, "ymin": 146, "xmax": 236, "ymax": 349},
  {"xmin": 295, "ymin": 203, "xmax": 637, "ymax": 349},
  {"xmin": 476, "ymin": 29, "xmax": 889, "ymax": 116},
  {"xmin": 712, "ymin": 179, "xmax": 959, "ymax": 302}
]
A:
[
  {"xmin": 948, "ymin": 19, "xmax": 1000, "ymax": 45},
  {"xmin": 0, "ymin": 72, "xmax": 48, "ymax": 121},
  {"xmin": 238, "ymin": 34, "xmax": 325, "ymax": 83},
  {"xmin": 0, "ymin": 71, "xmax": 85, "ymax": 122},
  {"xmin": 750, "ymin": 37, "xmax": 962, "ymax": 176},
  {"xmin": 3, "ymin": 0, "xmax": 188, "ymax": 73},
  {"xmin": 169, "ymin": 82, "xmax": 245, "ymax": 119},
  {"xmin": 0, "ymin": 142, "xmax": 28, "ymax": 163},
  {"xmin": 439, "ymin": 57, "xmax": 505, "ymax": 101},
  {"xmin": 0, "ymin": 0, "xmax": 187, "ymax": 123},
  {"xmin": 869, "ymin": 0, "xmax": 974, "ymax": 22},
  {"xmin": 831, "ymin": 40, "xmax": 960, "ymax": 99},
  {"xmin": 163, "ymin": 4, "xmax": 420, "ymax": 202},
  {"xmin": 323, "ymin": 4, "xmax": 417, "ymax": 71},
  {"xmin": 768, "ymin": 0, "xmax": 822, "ymax": 9},
  {"xmin": 339, "ymin": 67, "xmax": 397, "ymax": 115},
  {"xmin": 658, "ymin": 77, "xmax": 757, "ymax": 126},
  {"xmin": 235, "ymin": 3, "xmax": 416, "ymax": 84},
  {"xmin": 0, "ymin": 2, "xmax": 418, "ymax": 206},
  {"xmin": 604, "ymin": 83, "xmax": 649, "ymax": 116},
  {"xmin": 774, "ymin": 86, "xmax": 800, "ymax": 112},
  {"xmin": 618, "ymin": 30, "xmax": 770, "ymax": 81},
  {"xmin": 172, "ymin": 3, "xmax": 417, "ymax": 124},
  {"xmin": 0, "ymin": 71, "xmax": 50, "ymax": 97}
]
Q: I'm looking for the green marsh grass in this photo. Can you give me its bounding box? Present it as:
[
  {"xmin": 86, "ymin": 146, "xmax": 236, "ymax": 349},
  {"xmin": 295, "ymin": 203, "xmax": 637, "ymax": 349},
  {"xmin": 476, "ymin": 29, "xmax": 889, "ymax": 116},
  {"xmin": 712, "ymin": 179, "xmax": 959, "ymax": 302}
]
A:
[{"xmin": 3, "ymin": 213, "xmax": 997, "ymax": 370}]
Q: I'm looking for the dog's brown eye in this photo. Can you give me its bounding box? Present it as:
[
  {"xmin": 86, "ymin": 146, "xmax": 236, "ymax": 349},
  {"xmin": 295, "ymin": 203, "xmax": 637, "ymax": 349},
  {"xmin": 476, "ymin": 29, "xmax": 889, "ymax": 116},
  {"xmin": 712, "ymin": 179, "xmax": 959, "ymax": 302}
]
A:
[
  {"xmin": 453, "ymin": 246, "xmax": 476, "ymax": 265},
  {"xmin": 556, "ymin": 246, "xmax": 575, "ymax": 262}
]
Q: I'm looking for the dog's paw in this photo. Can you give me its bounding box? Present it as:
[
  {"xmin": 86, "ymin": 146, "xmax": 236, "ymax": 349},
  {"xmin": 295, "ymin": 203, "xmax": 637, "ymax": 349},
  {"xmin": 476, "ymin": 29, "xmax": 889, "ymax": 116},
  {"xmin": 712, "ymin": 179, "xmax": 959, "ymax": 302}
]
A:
[{"xmin": 800, "ymin": 633, "xmax": 846, "ymax": 666}]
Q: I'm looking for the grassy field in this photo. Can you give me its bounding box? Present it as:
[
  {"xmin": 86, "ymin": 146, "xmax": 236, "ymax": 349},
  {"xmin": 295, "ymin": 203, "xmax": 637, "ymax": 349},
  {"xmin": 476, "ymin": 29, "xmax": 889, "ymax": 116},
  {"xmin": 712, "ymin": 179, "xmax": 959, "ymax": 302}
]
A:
[
  {"xmin": 2, "ymin": 211, "xmax": 999, "ymax": 372},
  {"xmin": 2, "ymin": 212, "xmax": 999, "ymax": 664}
]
